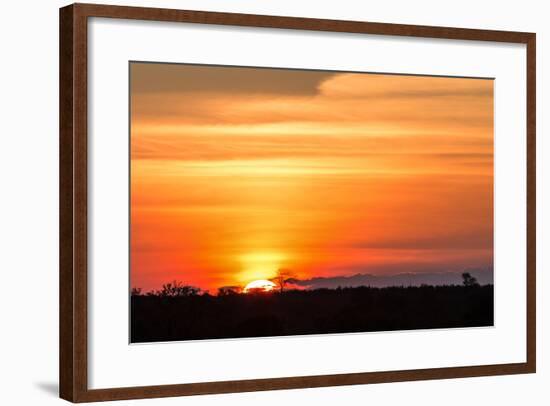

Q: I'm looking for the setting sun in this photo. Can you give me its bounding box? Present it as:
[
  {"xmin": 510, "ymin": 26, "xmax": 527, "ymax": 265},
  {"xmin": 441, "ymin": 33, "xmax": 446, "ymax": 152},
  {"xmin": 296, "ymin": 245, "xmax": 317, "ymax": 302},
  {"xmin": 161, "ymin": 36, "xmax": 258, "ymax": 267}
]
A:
[{"xmin": 243, "ymin": 280, "xmax": 277, "ymax": 293}]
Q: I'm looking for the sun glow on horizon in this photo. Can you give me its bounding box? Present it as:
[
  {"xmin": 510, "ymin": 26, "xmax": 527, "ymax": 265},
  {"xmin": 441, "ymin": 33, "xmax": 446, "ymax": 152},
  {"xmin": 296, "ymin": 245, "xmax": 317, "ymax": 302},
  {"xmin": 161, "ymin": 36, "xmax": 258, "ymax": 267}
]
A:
[
  {"xmin": 236, "ymin": 252, "xmax": 288, "ymax": 284},
  {"xmin": 243, "ymin": 279, "xmax": 277, "ymax": 293}
]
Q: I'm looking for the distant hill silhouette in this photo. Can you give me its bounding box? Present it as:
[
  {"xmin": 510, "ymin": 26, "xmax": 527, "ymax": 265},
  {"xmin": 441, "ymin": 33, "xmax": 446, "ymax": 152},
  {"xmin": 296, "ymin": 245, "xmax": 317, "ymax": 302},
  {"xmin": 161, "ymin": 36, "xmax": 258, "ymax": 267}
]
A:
[{"xmin": 286, "ymin": 268, "xmax": 493, "ymax": 289}]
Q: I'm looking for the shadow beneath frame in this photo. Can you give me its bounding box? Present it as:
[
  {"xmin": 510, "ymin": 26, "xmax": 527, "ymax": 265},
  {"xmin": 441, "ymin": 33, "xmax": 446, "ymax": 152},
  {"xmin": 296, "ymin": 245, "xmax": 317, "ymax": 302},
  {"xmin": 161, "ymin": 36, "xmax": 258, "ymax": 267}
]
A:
[{"xmin": 35, "ymin": 382, "xmax": 58, "ymax": 397}]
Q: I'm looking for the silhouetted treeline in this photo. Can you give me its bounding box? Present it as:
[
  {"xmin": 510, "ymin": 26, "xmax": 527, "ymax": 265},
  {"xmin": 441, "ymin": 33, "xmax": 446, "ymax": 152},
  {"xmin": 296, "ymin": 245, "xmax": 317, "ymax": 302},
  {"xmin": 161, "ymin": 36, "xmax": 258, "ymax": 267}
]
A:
[{"xmin": 131, "ymin": 283, "xmax": 493, "ymax": 343}]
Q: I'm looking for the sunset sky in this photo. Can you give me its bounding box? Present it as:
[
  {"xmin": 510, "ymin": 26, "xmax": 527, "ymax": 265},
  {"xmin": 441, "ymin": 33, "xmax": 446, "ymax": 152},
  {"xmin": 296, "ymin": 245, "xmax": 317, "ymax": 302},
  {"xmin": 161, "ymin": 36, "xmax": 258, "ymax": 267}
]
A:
[{"xmin": 130, "ymin": 62, "xmax": 493, "ymax": 293}]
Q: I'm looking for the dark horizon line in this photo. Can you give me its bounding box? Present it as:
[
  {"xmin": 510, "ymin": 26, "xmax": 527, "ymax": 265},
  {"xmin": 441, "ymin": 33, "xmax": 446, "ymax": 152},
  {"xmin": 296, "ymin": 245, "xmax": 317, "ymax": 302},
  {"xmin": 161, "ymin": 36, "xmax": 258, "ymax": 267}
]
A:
[
  {"xmin": 131, "ymin": 268, "xmax": 494, "ymax": 293},
  {"xmin": 131, "ymin": 283, "xmax": 494, "ymax": 297}
]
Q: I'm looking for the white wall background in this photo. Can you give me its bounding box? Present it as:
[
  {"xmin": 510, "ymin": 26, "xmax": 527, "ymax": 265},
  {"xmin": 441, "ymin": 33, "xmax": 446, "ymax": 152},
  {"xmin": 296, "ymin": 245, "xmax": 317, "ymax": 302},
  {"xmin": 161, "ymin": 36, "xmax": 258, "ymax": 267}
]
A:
[{"xmin": 0, "ymin": 0, "xmax": 546, "ymax": 404}]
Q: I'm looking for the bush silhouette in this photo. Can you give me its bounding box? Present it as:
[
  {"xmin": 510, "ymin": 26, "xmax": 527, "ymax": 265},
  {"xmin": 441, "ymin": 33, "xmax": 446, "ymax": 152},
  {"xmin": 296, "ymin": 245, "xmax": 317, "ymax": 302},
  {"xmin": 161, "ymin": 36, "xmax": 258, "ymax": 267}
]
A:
[
  {"xmin": 155, "ymin": 280, "xmax": 201, "ymax": 297},
  {"xmin": 217, "ymin": 286, "xmax": 240, "ymax": 296}
]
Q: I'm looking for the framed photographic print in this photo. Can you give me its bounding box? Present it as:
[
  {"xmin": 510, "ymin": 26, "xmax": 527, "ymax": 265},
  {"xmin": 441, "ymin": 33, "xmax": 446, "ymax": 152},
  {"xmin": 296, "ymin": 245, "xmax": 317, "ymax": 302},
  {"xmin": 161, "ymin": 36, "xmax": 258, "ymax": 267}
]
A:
[{"xmin": 59, "ymin": 3, "xmax": 536, "ymax": 402}]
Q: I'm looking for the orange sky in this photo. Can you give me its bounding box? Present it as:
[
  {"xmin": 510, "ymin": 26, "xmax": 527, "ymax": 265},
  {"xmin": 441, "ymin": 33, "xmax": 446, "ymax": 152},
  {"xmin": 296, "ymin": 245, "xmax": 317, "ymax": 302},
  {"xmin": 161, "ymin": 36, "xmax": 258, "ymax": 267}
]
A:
[{"xmin": 130, "ymin": 63, "xmax": 493, "ymax": 293}]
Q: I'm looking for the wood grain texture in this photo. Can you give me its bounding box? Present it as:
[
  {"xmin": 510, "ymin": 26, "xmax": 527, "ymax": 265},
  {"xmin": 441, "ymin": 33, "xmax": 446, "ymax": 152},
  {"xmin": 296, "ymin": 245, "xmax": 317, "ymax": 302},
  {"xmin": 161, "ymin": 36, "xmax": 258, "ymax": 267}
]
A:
[
  {"xmin": 73, "ymin": 3, "xmax": 89, "ymax": 401},
  {"xmin": 59, "ymin": 4, "xmax": 74, "ymax": 401},
  {"xmin": 75, "ymin": 363, "xmax": 532, "ymax": 402},
  {"xmin": 60, "ymin": 4, "xmax": 89, "ymax": 402},
  {"xmin": 59, "ymin": 3, "xmax": 536, "ymax": 402}
]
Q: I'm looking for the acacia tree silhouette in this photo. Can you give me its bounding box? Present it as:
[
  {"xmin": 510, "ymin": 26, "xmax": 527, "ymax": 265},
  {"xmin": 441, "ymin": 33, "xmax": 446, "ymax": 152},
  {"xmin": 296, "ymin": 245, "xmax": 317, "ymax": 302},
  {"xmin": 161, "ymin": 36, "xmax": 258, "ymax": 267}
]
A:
[
  {"xmin": 461, "ymin": 272, "xmax": 480, "ymax": 287},
  {"xmin": 270, "ymin": 269, "xmax": 294, "ymax": 293}
]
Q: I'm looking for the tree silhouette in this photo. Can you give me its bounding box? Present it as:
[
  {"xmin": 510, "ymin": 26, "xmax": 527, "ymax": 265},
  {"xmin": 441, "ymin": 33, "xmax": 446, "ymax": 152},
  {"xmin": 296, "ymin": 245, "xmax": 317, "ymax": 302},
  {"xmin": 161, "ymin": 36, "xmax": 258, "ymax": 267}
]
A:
[
  {"xmin": 461, "ymin": 272, "xmax": 479, "ymax": 287},
  {"xmin": 157, "ymin": 280, "xmax": 201, "ymax": 297},
  {"xmin": 270, "ymin": 268, "xmax": 294, "ymax": 293},
  {"xmin": 131, "ymin": 287, "xmax": 142, "ymax": 296}
]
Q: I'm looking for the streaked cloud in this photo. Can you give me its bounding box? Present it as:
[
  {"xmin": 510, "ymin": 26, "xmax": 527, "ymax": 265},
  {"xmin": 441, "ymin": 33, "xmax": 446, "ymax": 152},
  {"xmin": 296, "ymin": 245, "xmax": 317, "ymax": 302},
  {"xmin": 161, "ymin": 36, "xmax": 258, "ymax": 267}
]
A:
[
  {"xmin": 130, "ymin": 63, "xmax": 493, "ymax": 292},
  {"xmin": 131, "ymin": 62, "xmax": 334, "ymax": 95}
]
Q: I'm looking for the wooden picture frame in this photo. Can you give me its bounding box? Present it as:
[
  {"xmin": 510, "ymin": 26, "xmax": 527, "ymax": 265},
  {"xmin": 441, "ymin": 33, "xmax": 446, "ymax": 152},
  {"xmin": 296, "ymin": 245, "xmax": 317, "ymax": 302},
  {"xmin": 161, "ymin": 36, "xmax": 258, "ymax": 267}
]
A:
[{"xmin": 60, "ymin": 3, "xmax": 536, "ymax": 402}]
